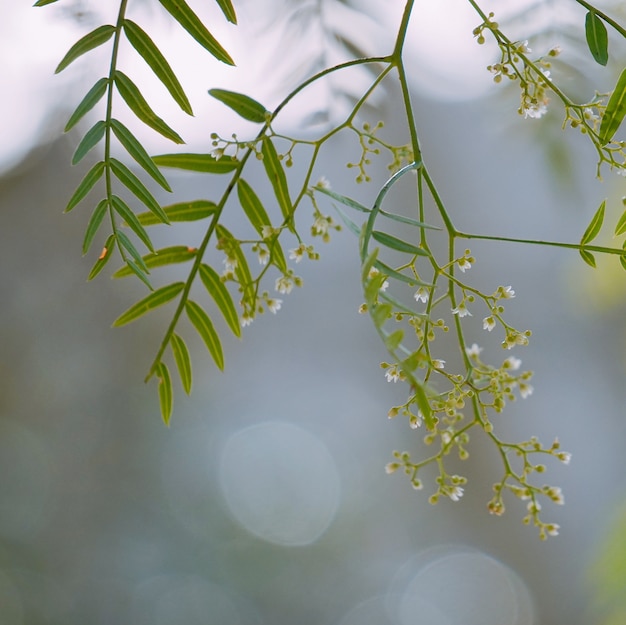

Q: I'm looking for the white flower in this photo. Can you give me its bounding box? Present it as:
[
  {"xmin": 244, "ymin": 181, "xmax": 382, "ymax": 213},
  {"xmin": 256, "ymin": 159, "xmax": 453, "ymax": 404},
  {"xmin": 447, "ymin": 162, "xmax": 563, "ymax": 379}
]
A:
[
  {"xmin": 452, "ymin": 302, "xmax": 472, "ymax": 317},
  {"xmin": 410, "ymin": 411, "xmax": 423, "ymax": 429},
  {"xmin": 275, "ymin": 276, "xmax": 294, "ymax": 294},
  {"xmin": 458, "ymin": 257, "xmax": 472, "ymax": 272},
  {"xmin": 380, "ymin": 280, "xmax": 389, "ymax": 292},
  {"xmin": 312, "ymin": 215, "xmax": 330, "ymax": 236},
  {"xmin": 547, "ymin": 486, "xmax": 564, "ymax": 505},
  {"xmin": 385, "ymin": 366, "xmax": 401, "ymax": 383},
  {"xmin": 558, "ymin": 451, "xmax": 572, "ymax": 465},
  {"xmin": 261, "ymin": 225, "xmax": 276, "ymax": 240},
  {"xmin": 289, "ymin": 246, "xmax": 305, "ymax": 263},
  {"xmin": 267, "ymin": 298, "xmax": 282, "ymax": 314},
  {"xmin": 414, "ymin": 286, "xmax": 429, "ymax": 303},
  {"xmin": 257, "ymin": 247, "xmax": 269, "ymax": 265},
  {"xmin": 241, "ymin": 313, "xmax": 254, "ymax": 327},
  {"xmin": 449, "ymin": 486, "xmax": 464, "ymax": 502},
  {"xmin": 504, "ymin": 356, "xmax": 522, "ymax": 370},
  {"xmin": 211, "ymin": 147, "xmax": 224, "ymax": 160},
  {"xmin": 522, "ymin": 99, "xmax": 548, "ymax": 119},
  {"xmin": 466, "ymin": 343, "xmax": 482, "ymax": 358},
  {"xmin": 411, "ymin": 479, "xmax": 423, "ymax": 490},
  {"xmin": 546, "ymin": 523, "xmax": 560, "ymax": 537},
  {"xmin": 385, "ymin": 462, "xmax": 400, "ymax": 474},
  {"xmin": 495, "ymin": 285, "xmax": 515, "ymax": 299},
  {"xmin": 519, "ymin": 383, "xmax": 533, "ymax": 398},
  {"xmin": 315, "ymin": 176, "xmax": 331, "ymax": 190},
  {"xmin": 483, "ymin": 316, "xmax": 496, "ymax": 332},
  {"xmin": 432, "ymin": 359, "xmax": 445, "ymax": 370},
  {"xmin": 518, "ymin": 40, "xmax": 531, "ymax": 54}
]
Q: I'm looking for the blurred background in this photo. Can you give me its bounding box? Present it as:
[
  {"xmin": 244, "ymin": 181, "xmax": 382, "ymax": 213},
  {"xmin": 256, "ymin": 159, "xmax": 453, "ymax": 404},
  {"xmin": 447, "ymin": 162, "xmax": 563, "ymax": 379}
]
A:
[{"xmin": 1, "ymin": 0, "xmax": 626, "ymax": 623}]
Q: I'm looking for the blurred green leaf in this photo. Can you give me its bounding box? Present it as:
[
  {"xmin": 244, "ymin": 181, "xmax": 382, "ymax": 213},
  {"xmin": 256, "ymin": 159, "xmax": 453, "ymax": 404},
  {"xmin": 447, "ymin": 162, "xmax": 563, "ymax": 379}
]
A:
[
  {"xmin": 185, "ymin": 300, "xmax": 224, "ymax": 370},
  {"xmin": 87, "ymin": 233, "xmax": 115, "ymax": 280},
  {"xmin": 113, "ymin": 282, "xmax": 185, "ymax": 326},
  {"xmin": 581, "ymin": 200, "xmax": 606, "ymax": 245},
  {"xmin": 579, "ymin": 248, "xmax": 597, "ymax": 267},
  {"xmin": 110, "ymin": 194, "xmax": 154, "ymax": 252},
  {"xmin": 385, "ymin": 328, "xmax": 404, "ymax": 351},
  {"xmin": 262, "ymin": 138, "xmax": 292, "ymax": 228},
  {"xmin": 614, "ymin": 208, "xmax": 626, "ymax": 236},
  {"xmin": 156, "ymin": 362, "xmax": 173, "ymax": 425},
  {"xmin": 65, "ymin": 78, "xmax": 109, "ymax": 132},
  {"xmin": 585, "ymin": 11, "xmax": 609, "ymax": 66},
  {"xmin": 65, "ymin": 161, "xmax": 105, "ymax": 212},
  {"xmin": 72, "ymin": 120, "xmax": 106, "ymax": 165},
  {"xmin": 123, "ymin": 20, "xmax": 193, "ymax": 115},
  {"xmin": 599, "ymin": 68, "xmax": 626, "ymax": 145},
  {"xmin": 110, "ymin": 157, "xmax": 169, "ymax": 224},
  {"xmin": 209, "ymin": 89, "xmax": 267, "ymax": 123},
  {"xmin": 82, "ymin": 198, "xmax": 109, "ymax": 255},
  {"xmin": 152, "ymin": 153, "xmax": 238, "ymax": 173},
  {"xmin": 373, "ymin": 260, "xmax": 421, "ymax": 286},
  {"xmin": 33, "ymin": 0, "xmax": 60, "ymax": 6},
  {"xmin": 170, "ymin": 333, "xmax": 192, "ymax": 394},
  {"xmin": 136, "ymin": 200, "xmax": 217, "ymax": 226},
  {"xmin": 199, "ymin": 263, "xmax": 241, "ymax": 337},
  {"xmin": 117, "ymin": 230, "xmax": 150, "ymax": 274},
  {"xmin": 111, "ymin": 119, "xmax": 171, "ymax": 191},
  {"xmin": 113, "ymin": 246, "xmax": 197, "ymax": 277},
  {"xmin": 114, "ymin": 71, "xmax": 184, "ymax": 144},
  {"xmin": 55, "ymin": 25, "xmax": 115, "ymax": 73},
  {"xmin": 158, "ymin": 0, "xmax": 234, "ymax": 65},
  {"xmin": 372, "ymin": 303, "xmax": 392, "ymax": 326},
  {"xmin": 216, "ymin": 0, "xmax": 237, "ymax": 23},
  {"xmin": 371, "ymin": 230, "xmax": 427, "ymax": 256}
]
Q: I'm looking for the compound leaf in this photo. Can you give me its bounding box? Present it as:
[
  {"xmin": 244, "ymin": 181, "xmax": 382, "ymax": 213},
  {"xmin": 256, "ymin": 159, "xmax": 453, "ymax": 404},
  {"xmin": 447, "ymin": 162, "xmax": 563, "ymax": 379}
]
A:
[
  {"xmin": 599, "ymin": 68, "xmax": 626, "ymax": 145},
  {"xmin": 136, "ymin": 200, "xmax": 217, "ymax": 226},
  {"xmin": 170, "ymin": 333, "xmax": 192, "ymax": 395},
  {"xmin": 199, "ymin": 263, "xmax": 241, "ymax": 337},
  {"xmin": 113, "ymin": 246, "xmax": 197, "ymax": 277},
  {"xmin": 209, "ymin": 88, "xmax": 267, "ymax": 123},
  {"xmin": 55, "ymin": 25, "xmax": 115, "ymax": 74},
  {"xmin": 152, "ymin": 153, "xmax": 238, "ymax": 173},
  {"xmin": 65, "ymin": 78, "xmax": 109, "ymax": 132},
  {"xmin": 82, "ymin": 198, "xmax": 109, "ymax": 255},
  {"xmin": 155, "ymin": 362, "xmax": 173, "ymax": 425},
  {"xmin": 185, "ymin": 300, "xmax": 224, "ymax": 370},
  {"xmin": 114, "ymin": 70, "xmax": 184, "ymax": 144},
  {"xmin": 585, "ymin": 12, "xmax": 609, "ymax": 66},
  {"xmin": 111, "ymin": 119, "xmax": 171, "ymax": 191},
  {"xmin": 65, "ymin": 160, "xmax": 105, "ymax": 212},
  {"xmin": 72, "ymin": 120, "xmax": 106, "ymax": 165},
  {"xmin": 158, "ymin": 0, "xmax": 234, "ymax": 65},
  {"xmin": 110, "ymin": 157, "xmax": 169, "ymax": 224},
  {"xmin": 123, "ymin": 20, "xmax": 193, "ymax": 115},
  {"xmin": 113, "ymin": 281, "xmax": 185, "ymax": 326}
]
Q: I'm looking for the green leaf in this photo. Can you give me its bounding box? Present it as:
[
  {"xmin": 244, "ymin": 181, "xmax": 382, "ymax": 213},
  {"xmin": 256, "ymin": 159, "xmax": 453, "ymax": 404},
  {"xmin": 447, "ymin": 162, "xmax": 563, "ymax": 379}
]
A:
[
  {"xmin": 372, "ymin": 303, "xmax": 392, "ymax": 326},
  {"xmin": 317, "ymin": 187, "xmax": 369, "ymax": 212},
  {"xmin": 216, "ymin": 224, "xmax": 254, "ymax": 300},
  {"xmin": 82, "ymin": 198, "xmax": 109, "ymax": 255},
  {"xmin": 157, "ymin": 0, "xmax": 234, "ymax": 65},
  {"xmin": 385, "ymin": 328, "xmax": 404, "ymax": 351},
  {"xmin": 620, "ymin": 254, "xmax": 626, "ymax": 271},
  {"xmin": 88, "ymin": 233, "xmax": 115, "ymax": 280},
  {"xmin": 373, "ymin": 260, "xmax": 420, "ymax": 287},
  {"xmin": 585, "ymin": 12, "xmax": 609, "ymax": 66},
  {"xmin": 65, "ymin": 78, "xmax": 109, "ymax": 132},
  {"xmin": 110, "ymin": 119, "xmax": 171, "ymax": 191},
  {"xmin": 122, "ymin": 258, "xmax": 153, "ymax": 290},
  {"xmin": 114, "ymin": 71, "xmax": 184, "ymax": 144},
  {"xmin": 55, "ymin": 25, "xmax": 116, "ymax": 74},
  {"xmin": 615, "ymin": 208, "xmax": 626, "ymax": 236},
  {"xmin": 65, "ymin": 161, "xmax": 105, "ymax": 212},
  {"xmin": 33, "ymin": 0, "xmax": 60, "ymax": 6},
  {"xmin": 262, "ymin": 138, "xmax": 292, "ymax": 228},
  {"xmin": 136, "ymin": 200, "xmax": 217, "ymax": 226},
  {"xmin": 332, "ymin": 204, "xmax": 362, "ymax": 236},
  {"xmin": 113, "ymin": 246, "xmax": 197, "ymax": 277},
  {"xmin": 123, "ymin": 20, "xmax": 193, "ymax": 116},
  {"xmin": 361, "ymin": 248, "xmax": 379, "ymax": 283},
  {"xmin": 209, "ymin": 89, "xmax": 267, "ymax": 123},
  {"xmin": 581, "ymin": 200, "xmax": 606, "ymax": 245},
  {"xmin": 199, "ymin": 263, "xmax": 241, "ymax": 337},
  {"xmin": 110, "ymin": 194, "xmax": 154, "ymax": 252},
  {"xmin": 109, "ymin": 157, "xmax": 169, "ymax": 224},
  {"xmin": 170, "ymin": 333, "xmax": 192, "ymax": 394},
  {"xmin": 216, "ymin": 0, "xmax": 237, "ymax": 23},
  {"xmin": 371, "ymin": 231, "xmax": 427, "ymax": 256},
  {"xmin": 152, "ymin": 153, "xmax": 238, "ymax": 173},
  {"xmin": 579, "ymin": 248, "xmax": 597, "ymax": 268},
  {"xmin": 113, "ymin": 282, "xmax": 184, "ymax": 326},
  {"xmin": 155, "ymin": 362, "xmax": 174, "ymax": 425},
  {"xmin": 380, "ymin": 292, "xmax": 428, "ymax": 318},
  {"xmin": 599, "ymin": 67, "xmax": 626, "ymax": 145},
  {"xmin": 185, "ymin": 300, "xmax": 224, "ymax": 370},
  {"xmin": 72, "ymin": 120, "xmax": 106, "ymax": 165},
  {"xmin": 117, "ymin": 230, "xmax": 150, "ymax": 274},
  {"xmin": 413, "ymin": 383, "xmax": 433, "ymax": 429}
]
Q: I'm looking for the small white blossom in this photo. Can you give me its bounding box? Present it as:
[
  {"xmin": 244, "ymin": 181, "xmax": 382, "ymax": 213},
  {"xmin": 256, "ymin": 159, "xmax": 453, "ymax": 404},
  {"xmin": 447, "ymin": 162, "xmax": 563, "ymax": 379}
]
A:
[
  {"xmin": 483, "ymin": 316, "xmax": 496, "ymax": 332},
  {"xmin": 449, "ymin": 486, "xmax": 464, "ymax": 502},
  {"xmin": 458, "ymin": 257, "xmax": 472, "ymax": 272},
  {"xmin": 241, "ymin": 312, "xmax": 254, "ymax": 327},
  {"xmin": 275, "ymin": 276, "xmax": 294, "ymax": 294},
  {"xmin": 558, "ymin": 451, "xmax": 572, "ymax": 465},
  {"xmin": 466, "ymin": 343, "xmax": 482, "ymax": 358},
  {"xmin": 267, "ymin": 298, "xmax": 282, "ymax": 314},
  {"xmin": 223, "ymin": 256, "xmax": 237, "ymax": 274},
  {"xmin": 410, "ymin": 411, "xmax": 423, "ymax": 429},
  {"xmin": 504, "ymin": 356, "xmax": 522, "ymax": 370},
  {"xmin": 211, "ymin": 147, "xmax": 224, "ymax": 160},
  {"xmin": 432, "ymin": 359, "xmax": 445, "ymax": 370},
  {"xmin": 315, "ymin": 176, "xmax": 331, "ymax": 190},
  {"xmin": 522, "ymin": 99, "xmax": 549, "ymax": 119},
  {"xmin": 518, "ymin": 40, "xmax": 531, "ymax": 54},
  {"xmin": 414, "ymin": 286, "xmax": 429, "ymax": 303},
  {"xmin": 380, "ymin": 280, "xmax": 389, "ymax": 292},
  {"xmin": 385, "ymin": 462, "xmax": 400, "ymax": 474},
  {"xmin": 312, "ymin": 215, "xmax": 331, "ymax": 236},
  {"xmin": 519, "ymin": 382, "xmax": 533, "ymax": 398},
  {"xmin": 385, "ymin": 366, "xmax": 401, "ymax": 383},
  {"xmin": 289, "ymin": 246, "xmax": 305, "ymax": 263},
  {"xmin": 500, "ymin": 285, "xmax": 516, "ymax": 299},
  {"xmin": 257, "ymin": 247, "xmax": 269, "ymax": 265},
  {"xmin": 546, "ymin": 523, "xmax": 560, "ymax": 537},
  {"xmin": 411, "ymin": 479, "xmax": 423, "ymax": 490},
  {"xmin": 261, "ymin": 225, "xmax": 276, "ymax": 240},
  {"xmin": 547, "ymin": 486, "xmax": 564, "ymax": 505},
  {"xmin": 452, "ymin": 301, "xmax": 472, "ymax": 317}
]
